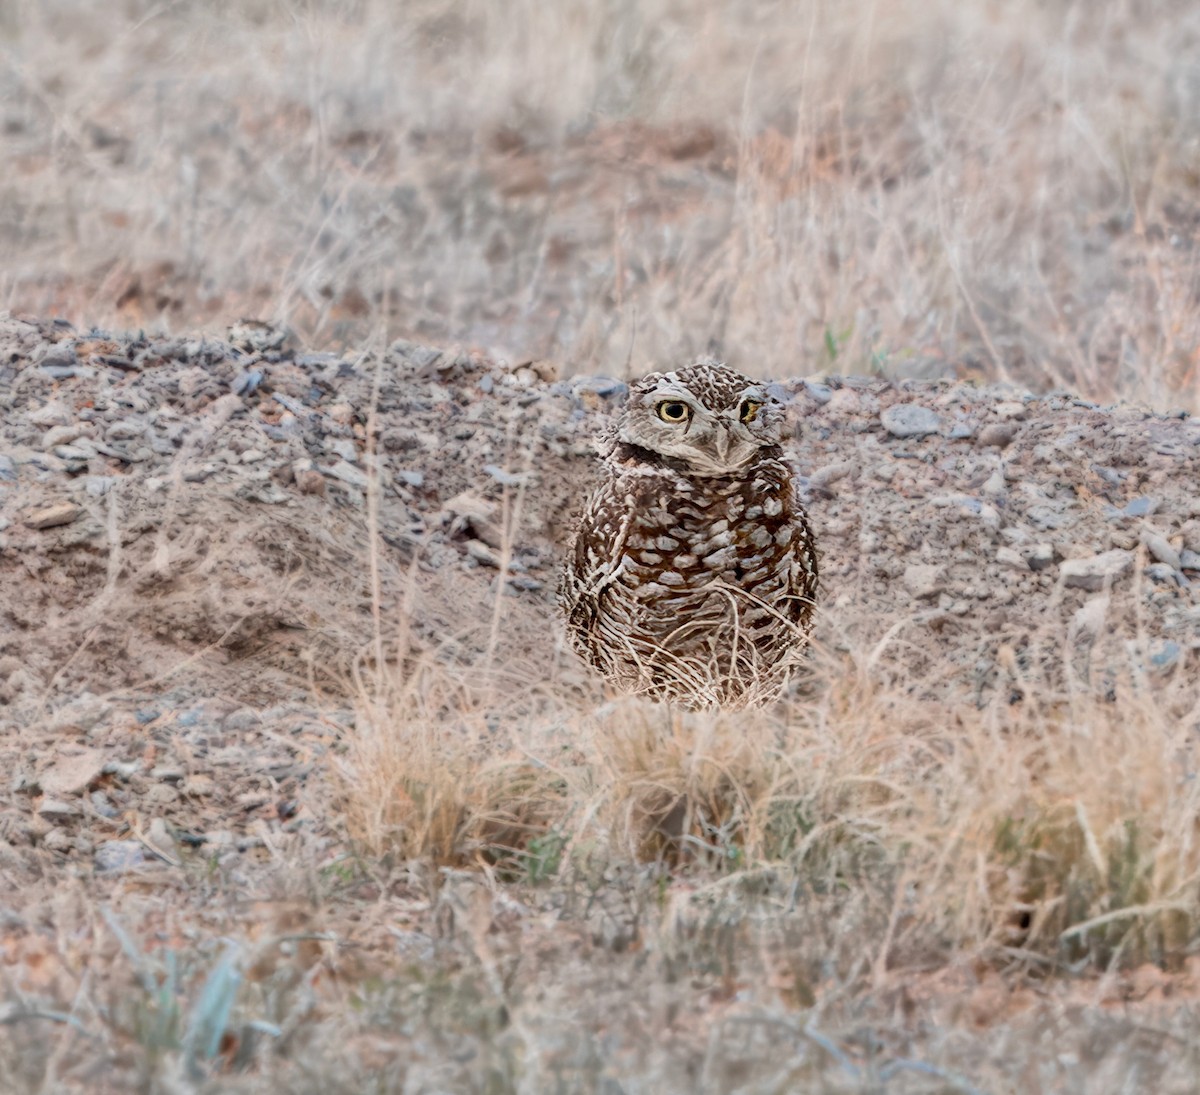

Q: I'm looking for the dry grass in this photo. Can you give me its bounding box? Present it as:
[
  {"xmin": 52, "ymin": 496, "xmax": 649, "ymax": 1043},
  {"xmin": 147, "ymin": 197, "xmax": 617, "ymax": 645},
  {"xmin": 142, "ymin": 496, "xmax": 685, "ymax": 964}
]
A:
[
  {"xmin": 2, "ymin": 0, "xmax": 1200, "ymax": 407},
  {"xmin": 343, "ymin": 595, "xmax": 1200, "ymax": 975}
]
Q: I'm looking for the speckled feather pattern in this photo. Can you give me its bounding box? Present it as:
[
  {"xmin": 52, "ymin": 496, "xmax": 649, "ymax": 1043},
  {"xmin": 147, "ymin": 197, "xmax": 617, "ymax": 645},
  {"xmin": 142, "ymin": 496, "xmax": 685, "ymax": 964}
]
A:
[{"xmin": 560, "ymin": 361, "xmax": 819, "ymax": 709}]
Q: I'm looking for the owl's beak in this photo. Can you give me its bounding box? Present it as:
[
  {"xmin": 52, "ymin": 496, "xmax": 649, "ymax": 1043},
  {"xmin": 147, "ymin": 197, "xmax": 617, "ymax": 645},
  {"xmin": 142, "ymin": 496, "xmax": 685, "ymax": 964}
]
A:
[{"xmin": 713, "ymin": 424, "xmax": 735, "ymax": 462}]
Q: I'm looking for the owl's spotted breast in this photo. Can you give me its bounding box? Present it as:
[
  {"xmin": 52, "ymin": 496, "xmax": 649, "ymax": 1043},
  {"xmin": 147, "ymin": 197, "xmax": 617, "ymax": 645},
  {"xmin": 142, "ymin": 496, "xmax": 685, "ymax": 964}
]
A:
[{"xmin": 561, "ymin": 428, "xmax": 818, "ymax": 709}]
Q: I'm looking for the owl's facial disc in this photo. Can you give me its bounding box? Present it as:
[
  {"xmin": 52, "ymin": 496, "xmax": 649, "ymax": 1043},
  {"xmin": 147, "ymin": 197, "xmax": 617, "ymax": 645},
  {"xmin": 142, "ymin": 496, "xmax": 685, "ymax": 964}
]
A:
[{"xmin": 620, "ymin": 374, "xmax": 782, "ymax": 476}]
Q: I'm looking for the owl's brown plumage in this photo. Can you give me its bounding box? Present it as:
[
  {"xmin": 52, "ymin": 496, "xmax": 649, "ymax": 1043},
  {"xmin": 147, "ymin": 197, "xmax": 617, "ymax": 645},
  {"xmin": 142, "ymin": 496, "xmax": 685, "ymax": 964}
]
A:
[{"xmin": 559, "ymin": 360, "xmax": 819, "ymax": 710}]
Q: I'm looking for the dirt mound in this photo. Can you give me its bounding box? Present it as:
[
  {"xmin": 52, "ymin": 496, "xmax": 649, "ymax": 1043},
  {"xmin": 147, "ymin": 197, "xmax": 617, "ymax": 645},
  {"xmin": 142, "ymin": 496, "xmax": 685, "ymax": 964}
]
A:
[{"xmin": 3, "ymin": 313, "xmax": 1197, "ymax": 716}]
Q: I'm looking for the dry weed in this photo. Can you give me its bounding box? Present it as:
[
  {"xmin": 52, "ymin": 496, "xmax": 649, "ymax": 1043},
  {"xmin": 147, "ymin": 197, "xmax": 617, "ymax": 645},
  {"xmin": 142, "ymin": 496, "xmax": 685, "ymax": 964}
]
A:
[
  {"xmin": 342, "ymin": 589, "xmax": 1200, "ymax": 972},
  {"xmin": 3, "ymin": 1, "xmax": 1199, "ymax": 406}
]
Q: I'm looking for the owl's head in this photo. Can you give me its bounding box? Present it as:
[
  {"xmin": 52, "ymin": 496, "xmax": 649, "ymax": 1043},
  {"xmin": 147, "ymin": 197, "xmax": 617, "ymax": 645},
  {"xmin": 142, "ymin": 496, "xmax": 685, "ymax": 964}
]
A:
[{"xmin": 616, "ymin": 360, "xmax": 784, "ymax": 476}]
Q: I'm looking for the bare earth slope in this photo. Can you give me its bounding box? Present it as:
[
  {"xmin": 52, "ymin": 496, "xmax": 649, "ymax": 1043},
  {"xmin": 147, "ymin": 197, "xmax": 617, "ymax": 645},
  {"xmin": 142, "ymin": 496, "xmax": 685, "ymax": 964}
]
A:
[
  {"xmin": 3, "ymin": 313, "xmax": 1198, "ymax": 710},
  {"xmin": 2, "ymin": 312, "xmax": 1200, "ymax": 1091}
]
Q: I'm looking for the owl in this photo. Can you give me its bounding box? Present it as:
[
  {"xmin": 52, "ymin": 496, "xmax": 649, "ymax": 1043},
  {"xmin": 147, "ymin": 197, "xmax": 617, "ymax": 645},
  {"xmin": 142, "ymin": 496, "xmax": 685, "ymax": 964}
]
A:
[{"xmin": 559, "ymin": 360, "xmax": 819, "ymax": 710}]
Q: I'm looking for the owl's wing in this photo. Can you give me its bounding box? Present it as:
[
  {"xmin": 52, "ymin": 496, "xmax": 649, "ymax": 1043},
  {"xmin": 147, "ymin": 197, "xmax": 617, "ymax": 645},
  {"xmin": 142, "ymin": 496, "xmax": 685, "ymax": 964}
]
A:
[
  {"xmin": 783, "ymin": 474, "xmax": 820, "ymax": 627},
  {"xmin": 558, "ymin": 476, "xmax": 636, "ymax": 657}
]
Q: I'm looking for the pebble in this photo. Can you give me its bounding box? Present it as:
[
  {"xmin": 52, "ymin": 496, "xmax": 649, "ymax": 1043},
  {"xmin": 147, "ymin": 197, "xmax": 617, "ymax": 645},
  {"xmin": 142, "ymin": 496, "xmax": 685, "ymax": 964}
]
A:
[
  {"xmin": 1149, "ymin": 640, "xmax": 1183, "ymax": 670},
  {"xmin": 977, "ymin": 422, "xmax": 1017, "ymax": 448},
  {"xmin": 484, "ymin": 464, "xmax": 527, "ymax": 487},
  {"xmin": 994, "ymin": 400, "xmax": 1028, "ymax": 420},
  {"xmin": 903, "ymin": 564, "xmax": 946, "ymax": 599},
  {"xmin": 296, "ymin": 469, "xmax": 326, "ymax": 495},
  {"xmin": 324, "ymin": 460, "xmax": 370, "ymax": 490},
  {"xmin": 41, "ymin": 424, "xmax": 85, "ymax": 449},
  {"xmin": 996, "ymin": 547, "xmax": 1025, "ymax": 570},
  {"xmin": 90, "ymin": 791, "xmax": 120, "ymax": 819},
  {"xmin": 0, "ymin": 455, "xmax": 15, "ymax": 482},
  {"xmin": 42, "ymin": 828, "xmax": 75, "ymax": 854},
  {"xmin": 466, "ymin": 539, "xmax": 501, "ymax": 567},
  {"xmin": 1027, "ymin": 544, "xmax": 1056, "ymax": 572},
  {"xmin": 327, "ymin": 438, "xmax": 358, "ymax": 462},
  {"xmin": 37, "ymin": 798, "xmax": 81, "ymax": 821},
  {"xmin": 1182, "ymin": 550, "xmax": 1200, "ymax": 571},
  {"xmin": 28, "ymin": 402, "xmax": 72, "ymax": 428},
  {"xmin": 39, "ymin": 748, "xmax": 107, "ymax": 796},
  {"xmin": 1119, "ymin": 496, "xmax": 1158, "ymax": 518},
  {"xmin": 802, "ymin": 380, "xmax": 833, "ymax": 405},
  {"xmin": 24, "ymin": 501, "xmax": 83, "ymax": 529},
  {"xmin": 224, "ymin": 708, "xmax": 261, "ymax": 732},
  {"xmin": 95, "ymin": 840, "xmax": 151, "ymax": 874},
  {"xmin": 809, "ymin": 461, "xmax": 855, "ymax": 489},
  {"xmin": 881, "ymin": 404, "xmax": 942, "ymax": 439},
  {"xmin": 1060, "ymin": 550, "xmax": 1135, "ymax": 591},
  {"xmin": 1141, "ymin": 531, "xmax": 1182, "ymax": 571}
]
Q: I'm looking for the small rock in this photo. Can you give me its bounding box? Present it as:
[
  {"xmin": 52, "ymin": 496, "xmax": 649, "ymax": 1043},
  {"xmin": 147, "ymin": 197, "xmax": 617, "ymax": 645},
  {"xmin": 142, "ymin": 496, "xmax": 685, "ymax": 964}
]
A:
[
  {"xmin": 802, "ymin": 380, "xmax": 833, "ymax": 405},
  {"xmin": 95, "ymin": 840, "xmax": 151, "ymax": 874},
  {"xmin": 1027, "ymin": 544, "xmax": 1056, "ymax": 572},
  {"xmin": 1144, "ymin": 563, "xmax": 1181, "ymax": 584},
  {"xmin": 146, "ymin": 817, "xmax": 176, "ymax": 856},
  {"xmin": 327, "ymin": 438, "xmax": 358, "ymax": 462},
  {"xmin": 0, "ymin": 455, "xmax": 16, "ymax": 482},
  {"xmin": 1120, "ymin": 496, "xmax": 1158, "ymax": 518},
  {"xmin": 902, "ymin": 564, "xmax": 946, "ymax": 599},
  {"xmin": 296, "ymin": 469, "xmax": 326, "ymax": 495},
  {"xmin": 28, "ymin": 402, "xmax": 72, "ymax": 428},
  {"xmin": 224, "ymin": 708, "xmax": 261, "ymax": 732},
  {"xmin": 881, "ymin": 404, "xmax": 942, "ymax": 439},
  {"xmin": 994, "ymin": 400, "xmax": 1028, "ymax": 420},
  {"xmin": 41, "ymin": 424, "xmax": 85, "ymax": 449},
  {"xmin": 241, "ymin": 448, "xmax": 266, "ymax": 464},
  {"xmin": 1181, "ymin": 550, "xmax": 1200, "ymax": 571},
  {"xmin": 1149, "ymin": 641, "xmax": 1182, "ymax": 670},
  {"xmin": 25, "ymin": 502, "xmax": 83, "ymax": 530},
  {"xmin": 996, "ymin": 547, "xmax": 1025, "ymax": 569},
  {"xmin": 39, "ymin": 748, "xmax": 107, "ymax": 797},
  {"xmin": 977, "ymin": 422, "xmax": 1017, "ymax": 448},
  {"xmin": 810, "ymin": 461, "xmax": 855, "ymax": 489},
  {"xmin": 37, "ymin": 798, "xmax": 81, "ymax": 821},
  {"xmin": 42, "ymin": 828, "xmax": 75, "ymax": 854},
  {"xmin": 323, "ymin": 460, "xmax": 369, "ymax": 490},
  {"xmin": 400, "ymin": 470, "xmax": 424, "ymax": 488},
  {"xmin": 826, "ymin": 389, "xmax": 860, "ymax": 415},
  {"xmin": 182, "ymin": 774, "xmax": 215, "ymax": 797},
  {"xmin": 90, "ymin": 791, "xmax": 120, "ymax": 819},
  {"xmin": 484, "ymin": 464, "xmax": 527, "ymax": 487},
  {"xmin": 466, "ymin": 539, "xmax": 501, "ymax": 567},
  {"xmin": 1140, "ymin": 531, "xmax": 1182, "ymax": 571},
  {"xmin": 1060, "ymin": 550, "xmax": 1134, "ymax": 591},
  {"xmin": 150, "ymin": 765, "xmax": 185, "ymax": 783},
  {"xmin": 105, "ymin": 419, "xmax": 145, "ymax": 441}
]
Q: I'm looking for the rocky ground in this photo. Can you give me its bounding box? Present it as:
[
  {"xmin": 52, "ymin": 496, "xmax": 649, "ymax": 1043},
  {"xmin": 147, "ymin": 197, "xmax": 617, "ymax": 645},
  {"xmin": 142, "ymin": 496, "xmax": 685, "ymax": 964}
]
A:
[{"xmin": 2, "ymin": 311, "xmax": 1200, "ymax": 1090}]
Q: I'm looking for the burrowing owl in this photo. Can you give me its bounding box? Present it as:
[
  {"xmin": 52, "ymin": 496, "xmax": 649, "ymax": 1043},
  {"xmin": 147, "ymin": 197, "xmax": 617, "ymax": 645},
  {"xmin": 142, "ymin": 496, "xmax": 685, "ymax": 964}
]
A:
[{"xmin": 560, "ymin": 360, "xmax": 818, "ymax": 710}]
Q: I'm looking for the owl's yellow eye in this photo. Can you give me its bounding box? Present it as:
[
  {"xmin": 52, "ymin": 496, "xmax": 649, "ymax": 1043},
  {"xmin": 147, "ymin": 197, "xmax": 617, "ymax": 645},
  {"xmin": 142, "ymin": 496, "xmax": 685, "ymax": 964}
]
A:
[
  {"xmin": 739, "ymin": 399, "xmax": 764, "ymax": 423},
  {"xmin": 656, "ymin": 400, "xmax": 692, "ymax": 423}
]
